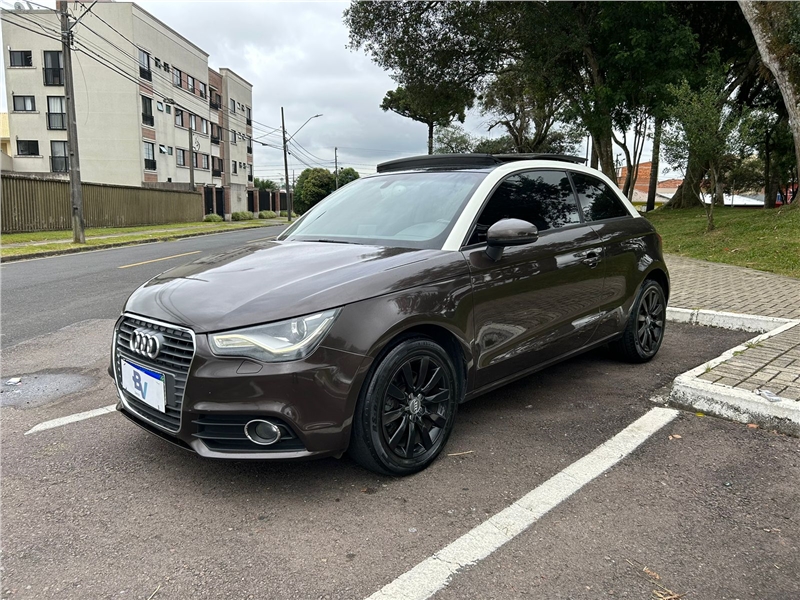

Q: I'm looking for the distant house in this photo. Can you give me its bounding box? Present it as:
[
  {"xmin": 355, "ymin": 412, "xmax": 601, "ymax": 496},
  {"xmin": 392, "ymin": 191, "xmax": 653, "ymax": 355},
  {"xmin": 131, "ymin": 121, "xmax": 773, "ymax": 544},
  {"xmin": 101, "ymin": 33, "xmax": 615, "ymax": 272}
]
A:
[{"xmin": 614, "ymin": 162, "xmax": 684, "ymax": 209}]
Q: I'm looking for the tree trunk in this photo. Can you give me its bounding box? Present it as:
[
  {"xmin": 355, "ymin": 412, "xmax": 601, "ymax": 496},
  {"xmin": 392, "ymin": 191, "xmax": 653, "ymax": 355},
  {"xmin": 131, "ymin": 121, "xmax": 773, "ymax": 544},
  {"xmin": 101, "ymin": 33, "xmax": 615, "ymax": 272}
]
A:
[
  {"xmin": 589, "ymin": 130, "xmax": 616, "ymax": 181},
  {"xmin": 646, "ymin": 117, "xmax": 663, "ymax": 212},
  {"xmin": 763, "ymin": 130, "xmax": 777, "ymax": 208},
  {"xmin": 590, "ymin": 146, "xmax": 599, "ymax": 170},
  {"xmin": 739, "ymin": 1, "xmax": 800, "ymax": 192},
  {"xmin": 665, "ymin": 152, "xmax": 705, "ymax": 208},
  {"xmin": 704, "ymin": 165, "xmax": 716, "ymax": 232}
]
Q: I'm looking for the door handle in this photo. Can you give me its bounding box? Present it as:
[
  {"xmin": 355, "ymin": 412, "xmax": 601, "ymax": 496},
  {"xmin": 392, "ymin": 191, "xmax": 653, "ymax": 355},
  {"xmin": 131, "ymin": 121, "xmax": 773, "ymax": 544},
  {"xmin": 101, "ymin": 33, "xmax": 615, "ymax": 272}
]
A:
[{"xmin": 582, "ymin": 252, "xmax": 600, "ymax": 268}]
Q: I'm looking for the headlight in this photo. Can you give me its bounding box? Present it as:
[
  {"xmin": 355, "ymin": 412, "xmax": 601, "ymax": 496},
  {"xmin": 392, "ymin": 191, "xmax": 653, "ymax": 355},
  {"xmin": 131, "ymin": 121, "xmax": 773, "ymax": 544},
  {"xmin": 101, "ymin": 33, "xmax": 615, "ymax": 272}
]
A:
[{"xmin": 209, "ymin": 309, "xmax": 340, "ymax": 362}]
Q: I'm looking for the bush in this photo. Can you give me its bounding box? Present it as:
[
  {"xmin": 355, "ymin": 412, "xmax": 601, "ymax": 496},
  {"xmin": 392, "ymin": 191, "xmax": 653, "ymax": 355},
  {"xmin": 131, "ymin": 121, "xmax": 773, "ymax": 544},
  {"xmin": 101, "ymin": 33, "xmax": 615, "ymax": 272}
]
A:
[
  {"xmin": 278, "ymin": 211, "xmax": 296, "ymax": 218},
  {"xmin": 203, "ymin": 213, "xmax": 223, "ymax": 222},
  {"xmin": 258, "ymin": 210, "xmax": 277, "ymax": 219},
  {"xmin": 231, "ymin": 211, "xmax": 255, "ymax": 221}
]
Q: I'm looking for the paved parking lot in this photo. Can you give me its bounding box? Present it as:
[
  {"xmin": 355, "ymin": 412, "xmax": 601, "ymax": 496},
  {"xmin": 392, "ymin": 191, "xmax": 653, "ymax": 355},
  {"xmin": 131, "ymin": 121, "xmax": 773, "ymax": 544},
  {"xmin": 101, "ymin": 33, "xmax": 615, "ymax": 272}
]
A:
[{"xmin": 4, "ymin": 318, "xmax": 798, "ymax": 600}]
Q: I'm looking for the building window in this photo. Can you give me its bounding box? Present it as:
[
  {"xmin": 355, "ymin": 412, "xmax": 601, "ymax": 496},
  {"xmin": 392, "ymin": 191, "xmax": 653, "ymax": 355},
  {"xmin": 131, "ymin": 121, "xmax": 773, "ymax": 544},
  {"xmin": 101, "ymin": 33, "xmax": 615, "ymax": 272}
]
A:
[
  {"xmin": 175, "ymin": 108, "xmax": 183, "ymax": 127},
  {"xmin": 198, "ymin": 81, "xmax": 207, "ymax": 99},
  {"xmin": 167, "ymin": 146, "xmax": 173, "ymax": 156},
  {"xmin": 193, "ymin": 151, "xmax": 199, "ymax": 168},
  {"xmin": 187, "ymin": 75, "xmax": 195, "ymax": 93},
  {"xmin": 176, "ymin": 148, "xmax": 186, "ymax": 166},
  {"xmin": 47, "ymin": 96, "xmax": 66, "ymax": 129},
  {"xmin": 141, "ymin": 95, "xmax": 154, "ymax": 126},
  {"xmin": 157, "ymin": 101, "xmax": 164, "ymax": 112},
  {"xmin": 10, "ymin": 50, "xmax": 33, "ymax": 67},
  {"xmin": 17, "ymin": 140, "xmax": 40, "ymax": 156},
  {"xmin": 201, "ymin": 118, "xmax": 208, "ymax": 135},
  {"xmin": 189, "ymin": 114, "xmax": 196, "ymax": 130},
  {"xmin": 202, "ymin": 154, "xmax": 209, "ymax": 169},
  {"xmin": 173, "ymin": 68, "xmax": 182, "ymax": 87},
  {"xmin": 230, "ymin": 98, "xmax": 236, "ymax": 113},
  {"xmin": 43, "ymin": 51, "xmax": 64, "ymax": 85},
  {"xmin": 12, "ymin": 95, "xmax": 36, "ymax": 112},
  {"xmin": 144, "ymin": 142, "xmax": 156, "ymax": 170},
  {"xmin": 138, "ymin": 48, "xmax": 151, "ymax": 80},
  {"xmin": 246, "ymin": 106, "xmax": 251, "ymax": 125},
  {"xmin": 165, "ymin": 104, "xmax": 171, "ymax": 114},
  {"xmin": 230, "ymin": 129, "xmax": 237, "ymax": 144},
  {"xmin": 232, "ymin": 160, "xmax": 237, "ymax": 174},
  {"xmin": 51, "ymin": 141, "xmax": 68, "ymax": 172},
  {"xmin": 159, "ymin": 144, "xmax": 168, "ymax": 154}
]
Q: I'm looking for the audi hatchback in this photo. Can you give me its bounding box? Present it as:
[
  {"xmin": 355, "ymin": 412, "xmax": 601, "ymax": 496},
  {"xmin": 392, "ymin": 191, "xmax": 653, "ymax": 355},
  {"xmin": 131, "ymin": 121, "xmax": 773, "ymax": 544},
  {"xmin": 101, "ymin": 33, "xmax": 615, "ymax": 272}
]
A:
[{"xmin": 111, "ymin": 153, "xmax": 669, "ymax": 475}]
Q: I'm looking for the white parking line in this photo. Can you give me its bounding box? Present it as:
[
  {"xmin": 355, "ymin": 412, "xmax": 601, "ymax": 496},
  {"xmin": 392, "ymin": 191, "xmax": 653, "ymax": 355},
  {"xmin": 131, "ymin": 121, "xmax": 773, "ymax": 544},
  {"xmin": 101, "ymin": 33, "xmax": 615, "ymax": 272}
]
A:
[
  {"xmin": 366, "ymin": 406, "xmax": 679, "ymax": 600},
  {"xmin": 24, "ymin": 404, "xmax": 116, "ymax": 435}
]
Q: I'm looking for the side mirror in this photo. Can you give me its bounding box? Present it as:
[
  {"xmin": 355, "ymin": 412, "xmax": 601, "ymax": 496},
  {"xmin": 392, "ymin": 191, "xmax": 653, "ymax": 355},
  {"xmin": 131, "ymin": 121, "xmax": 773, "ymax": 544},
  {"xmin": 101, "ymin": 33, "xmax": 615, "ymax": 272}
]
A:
[{"xmin": 485, "ymin": 218, "xmax": 538, "ymax": 261}]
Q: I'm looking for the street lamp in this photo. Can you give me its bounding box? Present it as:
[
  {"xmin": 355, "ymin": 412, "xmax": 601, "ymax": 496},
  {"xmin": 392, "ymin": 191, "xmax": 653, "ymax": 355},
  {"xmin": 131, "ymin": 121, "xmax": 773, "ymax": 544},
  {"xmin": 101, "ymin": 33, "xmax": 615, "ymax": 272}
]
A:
[{"xmin": 282, "ymin": 109, "xmax": 323, "ymax": 222}]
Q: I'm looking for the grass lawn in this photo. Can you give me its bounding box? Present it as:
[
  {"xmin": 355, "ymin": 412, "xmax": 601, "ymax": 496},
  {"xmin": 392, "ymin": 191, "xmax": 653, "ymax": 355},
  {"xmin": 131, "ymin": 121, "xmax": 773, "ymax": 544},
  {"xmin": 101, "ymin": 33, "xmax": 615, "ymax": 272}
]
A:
[
  {"xmin": 0, "ymin": 219, "xmax": 284, "ymax": 258},
  {"xmin": 645, "ymin": 204, "xmax": 799, "ymax": 279}
]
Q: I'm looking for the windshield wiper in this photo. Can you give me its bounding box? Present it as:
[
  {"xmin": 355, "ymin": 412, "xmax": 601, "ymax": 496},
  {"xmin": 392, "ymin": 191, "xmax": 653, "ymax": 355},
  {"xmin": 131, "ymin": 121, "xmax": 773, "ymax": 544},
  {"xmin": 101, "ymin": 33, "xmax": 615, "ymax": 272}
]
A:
[{"xmin": 302, "ymin": 238, "xmax": 359, "ymax": 245}]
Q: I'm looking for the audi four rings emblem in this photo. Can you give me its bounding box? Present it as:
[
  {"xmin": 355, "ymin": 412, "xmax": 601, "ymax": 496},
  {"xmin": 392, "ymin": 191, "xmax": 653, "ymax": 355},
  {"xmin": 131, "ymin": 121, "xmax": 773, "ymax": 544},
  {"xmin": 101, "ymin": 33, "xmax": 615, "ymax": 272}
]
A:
[{"xmin": 130, "ymin": 328, "xmax": 163, "ymax": 359}]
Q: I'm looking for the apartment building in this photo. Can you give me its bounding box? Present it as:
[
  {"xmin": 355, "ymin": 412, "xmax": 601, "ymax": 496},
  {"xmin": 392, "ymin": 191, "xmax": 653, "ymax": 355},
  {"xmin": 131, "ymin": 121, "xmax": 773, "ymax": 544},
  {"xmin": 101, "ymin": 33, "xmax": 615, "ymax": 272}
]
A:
[{"xmin": 1, "ymin": 1, "xmax": 254, "ymax": 217}]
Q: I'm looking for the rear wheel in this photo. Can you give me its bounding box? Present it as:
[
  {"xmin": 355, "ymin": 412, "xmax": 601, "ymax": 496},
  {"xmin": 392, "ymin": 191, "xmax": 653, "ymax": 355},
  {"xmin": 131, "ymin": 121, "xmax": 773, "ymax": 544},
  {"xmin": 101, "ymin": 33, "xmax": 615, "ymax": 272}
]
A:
[
  {"xmin": 614, "ymin": 279, "xmax": 666, "ymax": 363},
  {"xmin": 349, "ymin": 337, "xmax": 459, "ymax": 475}
]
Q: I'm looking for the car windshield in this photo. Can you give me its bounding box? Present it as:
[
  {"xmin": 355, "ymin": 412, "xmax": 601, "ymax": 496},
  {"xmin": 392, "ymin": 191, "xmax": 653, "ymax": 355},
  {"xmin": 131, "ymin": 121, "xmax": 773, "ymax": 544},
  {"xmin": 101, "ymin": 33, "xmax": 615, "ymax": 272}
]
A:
[{"xmin": 278, "ymin": 171, "xmax": 487, "ymax": 249}]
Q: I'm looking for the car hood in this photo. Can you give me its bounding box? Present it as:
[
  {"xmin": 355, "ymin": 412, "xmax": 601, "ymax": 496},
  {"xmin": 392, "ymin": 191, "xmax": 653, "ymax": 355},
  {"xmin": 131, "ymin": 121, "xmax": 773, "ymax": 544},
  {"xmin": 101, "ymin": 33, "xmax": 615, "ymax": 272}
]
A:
[{"xmin": 124, "ymin": 241, "xmax": 468, "ymax": 332}]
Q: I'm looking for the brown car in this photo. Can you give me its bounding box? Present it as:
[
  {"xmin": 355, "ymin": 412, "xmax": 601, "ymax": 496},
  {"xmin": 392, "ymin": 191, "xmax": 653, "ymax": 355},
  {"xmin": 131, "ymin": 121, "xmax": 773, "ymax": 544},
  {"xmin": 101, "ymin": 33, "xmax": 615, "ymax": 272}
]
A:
[{"xmin": 111, "ymin": 154, "xmax": 669, "ymax": 475}]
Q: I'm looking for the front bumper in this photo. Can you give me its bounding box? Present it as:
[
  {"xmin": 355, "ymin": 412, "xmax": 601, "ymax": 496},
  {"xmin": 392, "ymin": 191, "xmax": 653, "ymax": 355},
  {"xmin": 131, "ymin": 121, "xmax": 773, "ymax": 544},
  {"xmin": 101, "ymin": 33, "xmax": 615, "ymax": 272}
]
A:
[{"xmin": 112, "ymin": 314, "xmax": 371, "ymax": 460}]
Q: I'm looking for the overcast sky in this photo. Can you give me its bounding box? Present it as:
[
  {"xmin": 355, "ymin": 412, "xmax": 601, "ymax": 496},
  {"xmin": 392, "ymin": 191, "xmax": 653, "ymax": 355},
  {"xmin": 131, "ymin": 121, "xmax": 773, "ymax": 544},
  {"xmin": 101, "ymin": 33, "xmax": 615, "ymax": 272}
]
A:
[{"xmin": 3, "ymin": 0, "xmax": 665, "ymax": 182}]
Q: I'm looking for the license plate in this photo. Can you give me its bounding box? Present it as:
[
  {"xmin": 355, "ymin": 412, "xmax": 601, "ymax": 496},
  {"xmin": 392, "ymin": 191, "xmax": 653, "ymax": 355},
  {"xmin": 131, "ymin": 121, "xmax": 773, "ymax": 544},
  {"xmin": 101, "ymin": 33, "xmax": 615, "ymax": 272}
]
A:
[{"xmin": 120, "ymin": 359, "xmax": 166, "ymax": 413}]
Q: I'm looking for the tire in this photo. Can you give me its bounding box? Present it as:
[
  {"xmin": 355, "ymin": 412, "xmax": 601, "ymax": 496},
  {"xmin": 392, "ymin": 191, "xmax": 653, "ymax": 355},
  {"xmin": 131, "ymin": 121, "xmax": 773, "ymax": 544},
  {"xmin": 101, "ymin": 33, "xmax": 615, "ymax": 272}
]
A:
[
  {"xmin": 348, "ymin": 337, "xmax": 460, "ymax": 476},
  {"xmin": 614, "ymin": 279, "xmax": 666, "ymax": 363}
]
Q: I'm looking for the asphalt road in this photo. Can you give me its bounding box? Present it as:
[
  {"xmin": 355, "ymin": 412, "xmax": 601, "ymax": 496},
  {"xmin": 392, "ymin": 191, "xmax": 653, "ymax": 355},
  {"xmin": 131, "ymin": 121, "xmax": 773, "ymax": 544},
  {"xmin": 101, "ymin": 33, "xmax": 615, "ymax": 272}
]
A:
[
  {"xmin": 0, "ymin": 226, "xmax": 286, "ymax": 347},
  {"xmin": 4, "ymin": 319, "xmax": 799, "ymax": 600}
]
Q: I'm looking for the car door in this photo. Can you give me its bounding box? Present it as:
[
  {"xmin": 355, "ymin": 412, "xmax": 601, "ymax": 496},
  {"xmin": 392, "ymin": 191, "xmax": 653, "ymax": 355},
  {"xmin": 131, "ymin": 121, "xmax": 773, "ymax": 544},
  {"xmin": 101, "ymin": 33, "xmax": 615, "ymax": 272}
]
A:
[
  {"xmin": 462, "ymin": 169, "xmax": 606, "ymax": 389},
  {"xmin": 570, "ymin": 171, "xmax": 642, "ymax": 342}
]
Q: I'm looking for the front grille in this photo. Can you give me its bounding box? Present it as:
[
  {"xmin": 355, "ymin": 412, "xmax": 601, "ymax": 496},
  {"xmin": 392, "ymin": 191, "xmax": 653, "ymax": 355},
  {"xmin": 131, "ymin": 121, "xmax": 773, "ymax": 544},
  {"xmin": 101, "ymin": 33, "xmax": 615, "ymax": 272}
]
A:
[
  {"xmin": 192, "ymin": 414, "xmax": 305, "ymax": 453},
  {"xmin": 115, "ymin": 315, "xmax": 195, "ymax": 432}
]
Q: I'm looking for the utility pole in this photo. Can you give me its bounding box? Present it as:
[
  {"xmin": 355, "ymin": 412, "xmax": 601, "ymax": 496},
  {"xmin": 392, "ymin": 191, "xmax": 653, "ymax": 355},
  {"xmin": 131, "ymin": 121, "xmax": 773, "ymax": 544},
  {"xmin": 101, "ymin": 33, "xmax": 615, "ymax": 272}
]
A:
[
  {"xmin": 334, "ymin": 146, "xmax": 339, "ymax": 190},
  {"xmin": 61, "ymin": 3, "xmax": 85, "ymax": 243},
  {"xmin": 281, "ymin": 107, "xmax": 292, "ymax": 222}
]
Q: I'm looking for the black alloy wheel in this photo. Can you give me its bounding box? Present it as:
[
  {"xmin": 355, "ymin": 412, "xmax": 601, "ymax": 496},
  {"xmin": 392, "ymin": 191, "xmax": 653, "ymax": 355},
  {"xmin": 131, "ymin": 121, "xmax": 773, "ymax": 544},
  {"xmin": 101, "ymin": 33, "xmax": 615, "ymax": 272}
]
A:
[
  {"xmin": 614, "ymin": 279, "xmax": 666, "ymax": 363},
  {"xmin": 349, "ymin": 337, "xmax": 460, "ymax": 475}
]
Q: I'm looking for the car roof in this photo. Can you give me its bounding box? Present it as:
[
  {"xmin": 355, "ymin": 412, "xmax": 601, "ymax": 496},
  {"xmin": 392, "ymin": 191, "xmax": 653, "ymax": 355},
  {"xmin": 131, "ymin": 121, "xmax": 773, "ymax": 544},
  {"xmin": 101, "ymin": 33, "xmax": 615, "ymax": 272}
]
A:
[{"xmin": 375, "ymin": 153, "xmax": 587, "ymax": 174}]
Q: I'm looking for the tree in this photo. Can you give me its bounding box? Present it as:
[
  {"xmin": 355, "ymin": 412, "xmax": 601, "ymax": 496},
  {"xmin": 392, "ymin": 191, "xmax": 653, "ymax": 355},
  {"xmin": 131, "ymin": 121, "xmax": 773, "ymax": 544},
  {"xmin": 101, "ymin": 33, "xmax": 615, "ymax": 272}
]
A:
[
  {"xmin": 738, "ymin": 1, "xmax": 800, "ymax": 182},
  {"xmin": 433, "ymin": 125, "xmax": 475, "ymax": 154},
  {"xmin": 294, "ymin": 168, "xmax": 336, "ymax": 214},
  {"xmin": 380, "ymin": 84, "xmax": 474, "ymax": 154},
  {"xmin": 253, "ymin": 177, "xmax": 278, "ymax": 191},
  {"xmin": 663, "ymin": 74, "xmax": 745, "ymax": 231},
  {"xmin": 336, "ymin": 167, "xmax": 360, "ymax": 188}
]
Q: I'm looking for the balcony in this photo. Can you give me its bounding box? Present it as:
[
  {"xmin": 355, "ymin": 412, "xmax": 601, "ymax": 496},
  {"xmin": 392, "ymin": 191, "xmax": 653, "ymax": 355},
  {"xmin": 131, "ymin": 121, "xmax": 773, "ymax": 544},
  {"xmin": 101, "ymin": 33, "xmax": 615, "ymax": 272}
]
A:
[
  {"xmin": 139, "ymin": 66, "xmax": 152, "ymax": 81},
  {"xmin": 246, "ymin": 118, "xmax": 252, "ymax": 126},
  {"xmin": 247, "ymin": 145, "xmax": 252, "ymax": 154},
  {"xmin": 211, "ymin": 135, "xmax": 220, "ymax": 145},
  {"xmin": 142, "ymin": 113, "xmax": 154, "ymax": 127},
  {"xmin": 209, "ymin": 99, "xmax": 220, "ymax": 110},
  {"xmin": 144, "ymin": 158, "xmax": 157, "ymax": 171},
  {"xmin": 47, "ymin": 112, "xmax": 67, "ymax": 130},
  {"xmin": 51, "ymin": 156, "xmax": 68, "ymax": 172},
  {"xmin": 43, "ymin": 67, "xmax": 64, "ymax": 86},
  {"xmin": 212, "ymin": 168, "xmax": 222, "ymax": 178}
]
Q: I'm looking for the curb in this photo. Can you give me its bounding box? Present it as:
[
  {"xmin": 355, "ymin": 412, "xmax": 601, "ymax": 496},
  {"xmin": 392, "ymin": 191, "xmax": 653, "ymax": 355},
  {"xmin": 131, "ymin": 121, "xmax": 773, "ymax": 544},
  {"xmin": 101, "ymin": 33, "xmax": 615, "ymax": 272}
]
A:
[
  {"xmin": 666, "ymin": 307, "xmax": 800, "ymax": 436},
  {"xmin": 0, "ymin": 223, "xmax": 279, "ymax": 263}
]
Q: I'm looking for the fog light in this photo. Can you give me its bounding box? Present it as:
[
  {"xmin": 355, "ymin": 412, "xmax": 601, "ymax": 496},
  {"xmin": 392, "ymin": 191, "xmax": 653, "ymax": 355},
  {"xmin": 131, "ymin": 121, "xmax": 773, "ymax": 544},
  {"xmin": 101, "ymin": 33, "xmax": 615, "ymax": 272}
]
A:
[{"xmin": 244, "ymin": 419, "xmax": 282, "ymax": 446}]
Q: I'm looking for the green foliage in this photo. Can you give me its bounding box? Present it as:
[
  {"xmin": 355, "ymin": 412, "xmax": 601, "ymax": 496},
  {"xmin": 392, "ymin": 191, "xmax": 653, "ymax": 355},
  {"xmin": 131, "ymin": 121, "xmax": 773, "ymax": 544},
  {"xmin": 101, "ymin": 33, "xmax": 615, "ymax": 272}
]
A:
[
  {"xmin": 433, "ymin": 125, "xmax": 475, "ymax": 154},
  {"xmin": 336, "ymin": 167, "xmax": 360, "ymax": 187},
  {"xmin": 279, "ymin": 210, "xmax": 296, "ymax": 218},
  {"xmin": 381, "ymin": 84, "xmax": 474, "ymax": 153},
  {"xmin": 258, "ymin": 210, "xmax": 277, "ymax": 219},
  {"xmin": 231, "ymin": 211, "xmax": 255, "ymax": 221},
  {"xmin": 294, "ymin": 167, "xmax": 336, "ymax": 214},
  {"xmin": 253, "ymin": 177, "xmax": 279, "ymax": 191},
  {"xmin": 203, "ymin": 213, "xmax": 223, "ymax": 222}
]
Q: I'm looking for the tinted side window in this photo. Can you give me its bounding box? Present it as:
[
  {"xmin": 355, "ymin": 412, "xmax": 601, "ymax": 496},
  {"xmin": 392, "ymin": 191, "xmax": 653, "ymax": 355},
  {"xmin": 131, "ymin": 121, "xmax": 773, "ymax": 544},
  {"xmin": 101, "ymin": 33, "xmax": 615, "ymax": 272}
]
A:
[
  {"xmin": 468, "ymin": 170, "xmax": 581, "ymax": 245},
  {"xmin": 571, "ymin": 173, "xmax": 630, "ymax": 221}
]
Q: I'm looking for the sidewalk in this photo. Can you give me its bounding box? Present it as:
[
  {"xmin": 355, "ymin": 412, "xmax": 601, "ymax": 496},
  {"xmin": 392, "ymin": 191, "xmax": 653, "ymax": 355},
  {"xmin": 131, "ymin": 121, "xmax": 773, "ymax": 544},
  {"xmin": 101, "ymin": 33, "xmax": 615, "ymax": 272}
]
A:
[{"xmin": 665, "ymin": 254, "xmax": 800, "ymax": 431}]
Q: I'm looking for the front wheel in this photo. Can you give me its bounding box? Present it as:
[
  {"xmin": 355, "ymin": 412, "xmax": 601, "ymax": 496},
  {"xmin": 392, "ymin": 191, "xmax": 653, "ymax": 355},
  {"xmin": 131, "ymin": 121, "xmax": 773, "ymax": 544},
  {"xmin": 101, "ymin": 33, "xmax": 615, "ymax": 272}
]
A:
[
  {"xmin": 614, "ymin": 279, "xmax": 666, "ymax": 363},
  {"xmin": 348, "ymin": 338, "xmax": 460, "ymax": 475}
]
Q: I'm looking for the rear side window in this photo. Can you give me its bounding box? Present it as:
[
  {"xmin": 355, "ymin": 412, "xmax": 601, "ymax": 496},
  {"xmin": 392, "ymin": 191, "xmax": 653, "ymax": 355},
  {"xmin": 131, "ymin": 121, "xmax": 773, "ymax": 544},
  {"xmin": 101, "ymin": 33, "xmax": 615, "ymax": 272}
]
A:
[
  {"xmin": 468, "ymin": 170, "xmax": 580, "ymax": 245},
  {"xmin": 571, "ymin": 173, "xmax": 630, "ymax": 221}
]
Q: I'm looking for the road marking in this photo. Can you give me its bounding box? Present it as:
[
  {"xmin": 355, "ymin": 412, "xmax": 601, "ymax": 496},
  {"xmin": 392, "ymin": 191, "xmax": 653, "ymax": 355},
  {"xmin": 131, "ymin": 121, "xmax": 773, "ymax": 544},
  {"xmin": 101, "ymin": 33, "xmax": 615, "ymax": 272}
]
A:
[
  {"xmin": 24, "ymin": 404, "xmax": 117, "ymax": 435},
  {"xmin": 366, "ymin": 407, "xmax": 679, "ymax": 600},
  {"xmin": 117, "ymin": 250, "xmax": 201, "ymax": 269}
]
